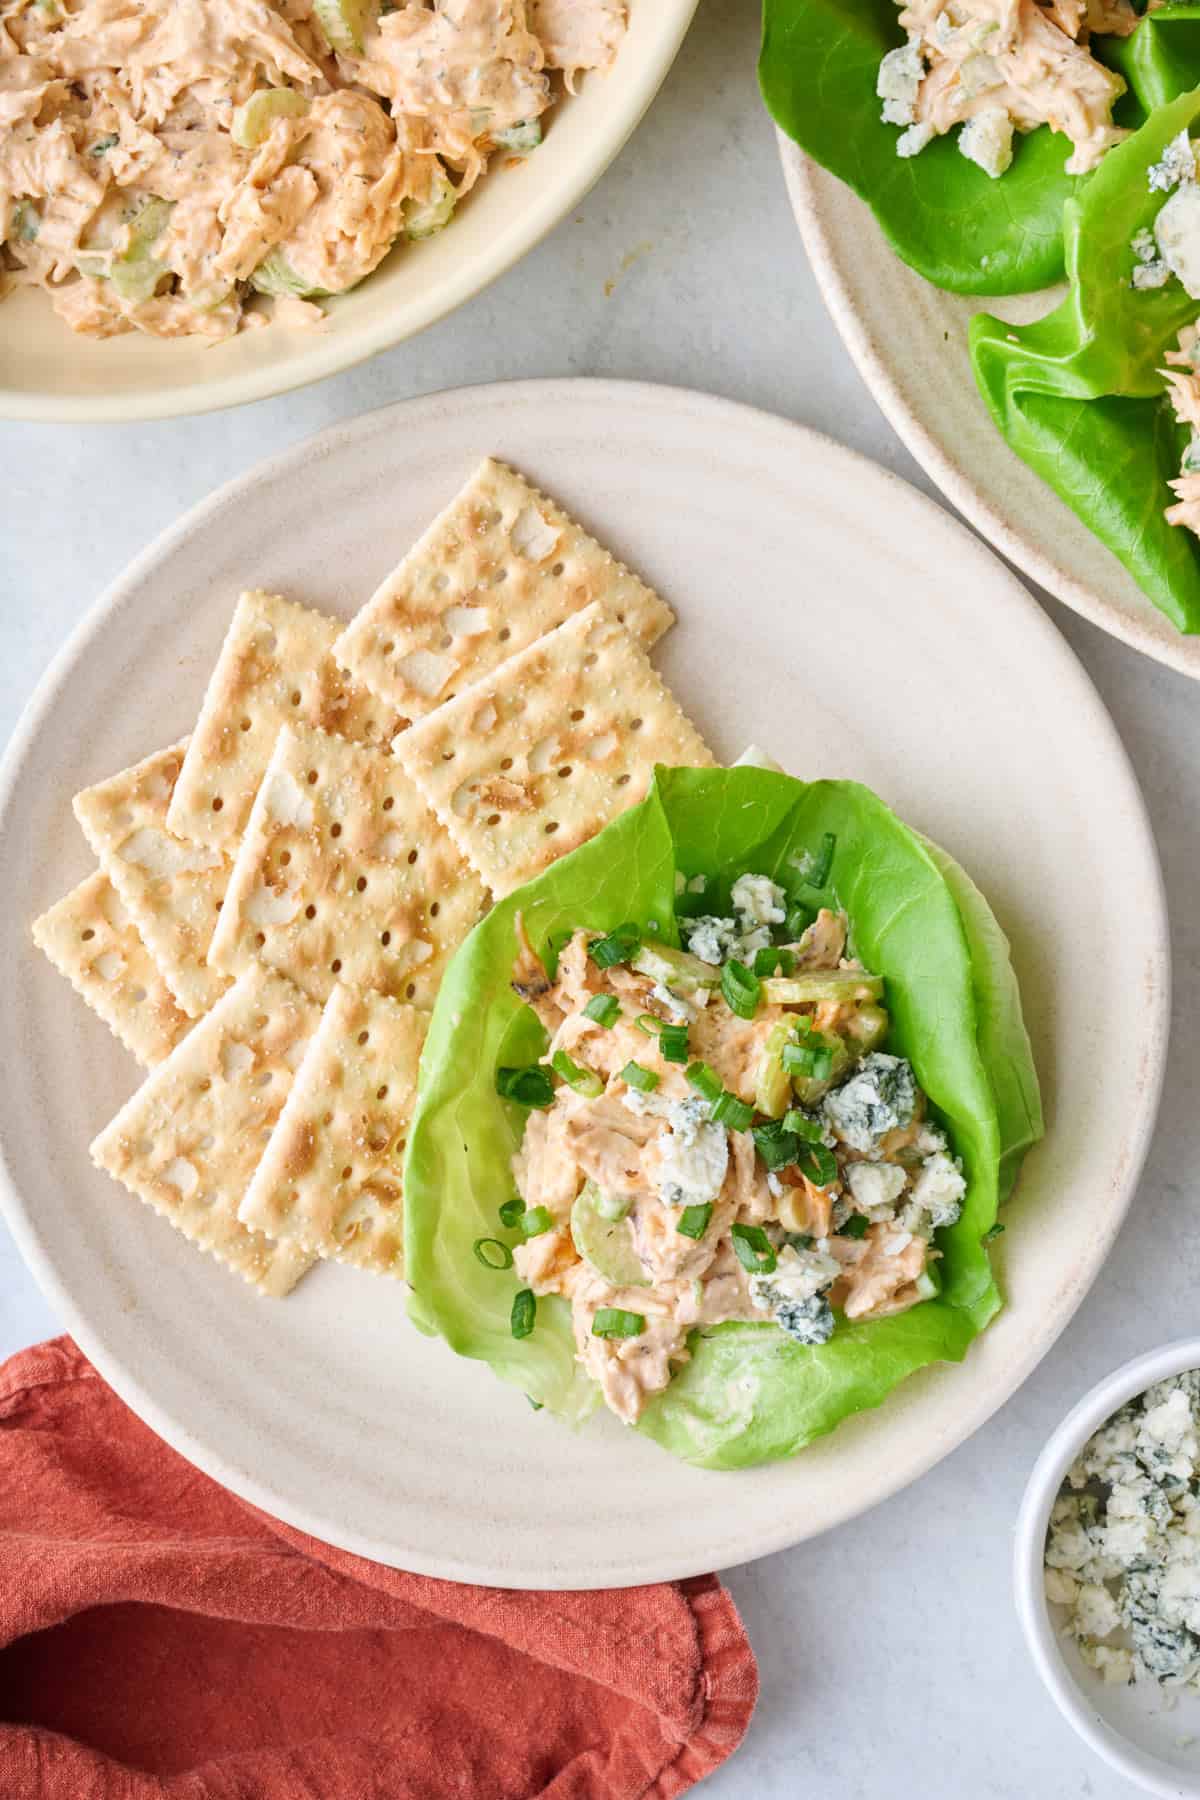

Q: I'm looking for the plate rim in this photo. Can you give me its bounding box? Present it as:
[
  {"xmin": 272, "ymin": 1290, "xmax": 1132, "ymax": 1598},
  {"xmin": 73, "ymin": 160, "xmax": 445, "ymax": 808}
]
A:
[
  {"xmin": 0, "ymin": 377, "xmax": 1172, "ymax": 1585},
  {"xmin": 0, "ymin": 0, "xmax": 698, "ymax": 426},
  {"xmin": 778, "ymin": 133, "xmax": 1200, "ymax": 683}
]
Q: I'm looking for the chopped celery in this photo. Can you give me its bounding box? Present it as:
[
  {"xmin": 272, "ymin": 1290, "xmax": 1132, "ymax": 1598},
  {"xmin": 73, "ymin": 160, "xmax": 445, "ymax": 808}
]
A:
[
  {"xmin": 845, "ymin": 1001, "xmax": 889, "ymax": 1053},
  {"xmin": 405, "ymin": 167, "xmax": 457, "ymax": 240},
  {"xmin": 311, "ymin": 0, "xmax": 374, "ymax": 53},
  {"xmin": 233, "ymin": 88, "xmax": 310, "ymax": 150},
  {"xmin": 249, "ymin": 249, "xmax": 328, "ymax": 299},
  {"xmin": 761, "ymin": 969, "xmax": 884, "ymax": 1006},
  {"xmin": 631, "ymin": 942, "xmax": 721, "ymax": 995},
  {"xmin": 570, "ymin": 1181, "xmax": 647, "ymax": 1287},
  {"xmin": 79, "ymin": 196, "xmax": 173, "ymax": 305},
  {"xmin": 495, "ymin": 119, "xmax": 543, "ymax": 155},
  {"xmin": 753, "ymin": 1021, "xmax": 793, "ymax": 1119},
  {"xmin": 790, "ymin": 1036, "xmax": 852, "ymax": 1106},
  {"xmin": 11, "ymin": 201, "xmax": 40, "ymax": 244}
]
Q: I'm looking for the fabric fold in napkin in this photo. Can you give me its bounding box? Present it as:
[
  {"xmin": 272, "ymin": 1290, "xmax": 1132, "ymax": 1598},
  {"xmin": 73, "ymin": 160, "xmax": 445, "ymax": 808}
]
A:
[{"xmin": 0, "ymin": 1338, "xmax": 757, "ymax": 1798}]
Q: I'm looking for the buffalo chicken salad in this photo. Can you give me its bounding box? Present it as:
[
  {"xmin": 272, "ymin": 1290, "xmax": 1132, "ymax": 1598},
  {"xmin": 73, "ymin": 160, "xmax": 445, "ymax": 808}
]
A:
[
  {"xmin": 504, "ymin": 885, "xmax": 966, "ymax": 1426},
  {"xmin": 403, "ymin": 765, "xmax": 1041, "ymax": 1469},
  {"xmin": 0, "ymin": 0, "xmax": 626, "ymax": 341}
]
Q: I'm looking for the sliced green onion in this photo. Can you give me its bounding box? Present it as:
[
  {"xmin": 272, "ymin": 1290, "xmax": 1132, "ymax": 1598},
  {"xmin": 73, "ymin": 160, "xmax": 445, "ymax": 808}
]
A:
[
  {"xmin": 521, "ymin": 1205, "xmax": 553, "ymax": 1237},
  {"xmin": 720, "ymin": 958, "xmax": 760, "ymax": 1020},
  {"xmin": 89, "ymin": 132, "xmax": 119, "ymax": 156},
  {"xmin": 527, "ymin": 1394, "xmax": 543, "ymax": 1410},
  {"xmin": 685, "ymin": 1061, "xmax": 723, "ymax": 1104},
  {"xmin": 983, "ymin": 1222, "xmax": 1006, "ymax": 1243},
  {"xmin": 676, "ymin": 1202, "xmax": 713, "ymax": 1240},
  {"xmin": 785, "ymin": 902, "xmax": 815, "ymax": 940},
  {"xmin": 809, "ymin": 832, "xmax": 837, "ymax": 889},
  {"xmin": 588, "ymin": 922, "xmax": 641, "ymax": 969},
  {"xmin": 796, "ymin": 1143, "xmax": 838, "ymax": 1189},
  {"xmin": 496, "ymin": 1064, "xmax": 555, "ymax": 1108},
  {"xmin": 659, "ymin": 1023, "xmax": 690, "ymax": 1064},
  {"xmin": 583, "ymin": 993, "xmax": 620, "ymax": 1028},
  {"xmin": 474, "ymin": 1237, "xmax": 514, "ymax": 1270},
  {"xmin": 498, "ymin": 1197, "xmax": 525, "ymax": 1228},
  {"xmin": 782, "ymin": 1108, "xmax": 825, "ymax": 1145},
  {"xmin": 783, "ymin": 1037, "xmax": 834, "ymax": 1080},
  {"xmin": 620, "ymin": 1060, "xmax": 660, "ymax": 1094},
  {"xmin": 592, "ymin": 1307, "xmax": 646, "ymax": 1338},
  {"xmin": 752, "ymin": 1119, "xmax": 799, "ymax": 1171},
  {"xmin": 710, "ymin": 1090, "xmax": 754, "ymax": 1131},
  {"xmin": 731, "ymin": 1222, "xmax": 777, "ymax": 1274},
  {"xmin": 635, "ymin": 1013, "xmax": 664, "ymax": 1036},
  {"xmin": 781, "ymin": 1230, "xmax": 814, "ymax": 1251},
  {"xmin": 754, "ymin": 945, "xmax": 796, "ymax": 977},
  {"xmin": 550, "ymin": 1049, "xmax": 603, "ymax": 1098},
  {"xmin": 841, "ymin": 1213, "xmax": 870, "ymax": 1240},
  {"xmin": 511, "ymin": 1287, "xmax": 537, "ymax": 1338}
]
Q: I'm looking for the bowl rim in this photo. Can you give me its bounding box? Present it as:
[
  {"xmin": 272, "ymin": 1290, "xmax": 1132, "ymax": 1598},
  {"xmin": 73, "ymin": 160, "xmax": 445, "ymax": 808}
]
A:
[
  {"xmin": 0, "ymin": 0, "xmax": 698, "ymax": 425},
  {"xmin": 1014, "ymin": 1335, "xmax": 1200, "ymax": 1799}
]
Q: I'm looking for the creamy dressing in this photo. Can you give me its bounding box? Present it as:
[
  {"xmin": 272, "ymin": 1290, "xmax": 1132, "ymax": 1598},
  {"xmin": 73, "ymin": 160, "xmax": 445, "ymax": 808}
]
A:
[{"xmin": 0, "ymin": 0, "xmax": 626, "ymax": 339}]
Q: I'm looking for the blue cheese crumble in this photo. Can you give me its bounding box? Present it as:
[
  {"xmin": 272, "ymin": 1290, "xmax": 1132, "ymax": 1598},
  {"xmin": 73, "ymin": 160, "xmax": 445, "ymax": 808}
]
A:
[
  {"xmin": 683, "ymin": 869, "xmax": 787, "ymax": 964},
  {"xmin": 1045, "ymin": 1372, "xmax": 1200, "ymax": 1690},
  {"xmin": 750, "ymin": 1243, "xmax": 840, "ymax": 1346},
  {"xmin": 823, "ymin": 1052, "xmax": 917, "ymax": 1154},
  {"xmin": 657, "ymin": 1096, "xmax": 728, "ymax": 1209}
]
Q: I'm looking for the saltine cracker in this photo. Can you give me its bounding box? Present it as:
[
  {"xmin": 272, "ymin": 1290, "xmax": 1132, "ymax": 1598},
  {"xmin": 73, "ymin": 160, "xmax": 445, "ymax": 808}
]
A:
[
  {"xmin": 32, "ymin": 871, "xmax": 191, "ymax": 1068},
  {"xmin": 394, "ymin": 602, "xmax": 713, "ymax": 896},
  {"xmin": 240, "ymin": 987, "xmax": 427, "ymax": 1277},
  {"xmin": 167, "ymin": 590, "xmax": 399, "ymax": 852},
  {"xmin": 332, "ymin": 459, "xmax": 674, "ymax": 718},
  {"xmin": 207, "ymin": 722, "xmax": 487, "ymax": 1008}
]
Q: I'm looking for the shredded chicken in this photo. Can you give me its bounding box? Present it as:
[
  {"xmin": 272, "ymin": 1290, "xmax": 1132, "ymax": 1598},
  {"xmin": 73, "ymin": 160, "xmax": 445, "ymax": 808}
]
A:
[
  {"xmin": 0, "ymin": 0, "xmax": 626, "ymax": 339},
  {"xmin": 880, "ymin": 0, "xmax": 1140, "ymax": 180},
  {"xmin": 1163, "ymin": 326, "xmax": 1200, "ymax": 537},
  {"xmin": 509, "ymin": 897, "xmax": 970, "ymax": 1426}
]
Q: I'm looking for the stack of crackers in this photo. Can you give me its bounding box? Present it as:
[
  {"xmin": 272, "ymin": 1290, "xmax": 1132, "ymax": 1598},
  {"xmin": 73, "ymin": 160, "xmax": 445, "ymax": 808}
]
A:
[{"xmin": 33, "ymin": 460, "xmax": 713, "ymax": 1299}]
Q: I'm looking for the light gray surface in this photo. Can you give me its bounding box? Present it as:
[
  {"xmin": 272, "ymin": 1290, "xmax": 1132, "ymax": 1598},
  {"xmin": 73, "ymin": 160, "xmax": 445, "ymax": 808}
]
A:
[{"xmin": 0, "ymin": 1, "xmax": 1191, "ymax": 1792}]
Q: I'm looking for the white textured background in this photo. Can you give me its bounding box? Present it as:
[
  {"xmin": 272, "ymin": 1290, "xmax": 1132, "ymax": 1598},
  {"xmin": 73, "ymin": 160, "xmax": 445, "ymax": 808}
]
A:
[{"xmin": 1, "ymin": 2, "xmax": 1195, "ymax": 1792}]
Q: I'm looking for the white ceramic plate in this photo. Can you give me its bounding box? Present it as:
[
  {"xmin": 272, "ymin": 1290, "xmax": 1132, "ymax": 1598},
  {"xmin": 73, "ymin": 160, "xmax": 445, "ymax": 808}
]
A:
[
  {"xmin": 0, "ymin": 379, "xmax": 1169, "ymax": 1588},
  {"xmin": 780, "ymin": 139, "xmax": 1200, "ymax": 682},
  {"xmin": 0, "ymin": 1, "xmax": 695, "ymax": 424}
]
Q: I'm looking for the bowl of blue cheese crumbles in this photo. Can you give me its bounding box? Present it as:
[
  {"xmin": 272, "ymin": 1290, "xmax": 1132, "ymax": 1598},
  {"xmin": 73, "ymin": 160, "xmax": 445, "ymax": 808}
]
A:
[{"xmin": 1017, "ymin": 1340, "xmax": 1200, "ymax": 1799}]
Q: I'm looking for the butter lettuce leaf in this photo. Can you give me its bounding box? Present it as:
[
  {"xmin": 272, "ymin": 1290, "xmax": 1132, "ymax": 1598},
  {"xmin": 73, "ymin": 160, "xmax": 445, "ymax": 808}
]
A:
[
  {"xmin": 404, "ymin": 768, "xmax": 1041, "ymax": 1468},
  {"xmin": 759, "ymin": 0, "xmax": 1200, "ymax": 297},
  {"xmin": 970, "ymin": 85, "xmax": 1200, "ymax": 633}
]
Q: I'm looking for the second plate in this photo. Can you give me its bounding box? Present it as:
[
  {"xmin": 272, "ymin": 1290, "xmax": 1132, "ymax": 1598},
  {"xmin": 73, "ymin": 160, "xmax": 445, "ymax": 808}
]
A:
[{"xmin": 781, "ymin": 139, "xmax": 1200, "ymax": 682}]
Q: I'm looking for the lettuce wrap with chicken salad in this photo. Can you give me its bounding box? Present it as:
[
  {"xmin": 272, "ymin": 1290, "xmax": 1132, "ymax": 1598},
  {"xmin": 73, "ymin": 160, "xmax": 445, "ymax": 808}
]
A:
[
  {"xmin": 403, "ymin": 766, "xmax": 1042, "ymax": 1470},
  {"xmin": 759, "ymin": 0, "xmax": 1200, "ymax": 297},
  {"xmin": 971, "ymin": 85, "xmax": 1200, "ymax": 633}
]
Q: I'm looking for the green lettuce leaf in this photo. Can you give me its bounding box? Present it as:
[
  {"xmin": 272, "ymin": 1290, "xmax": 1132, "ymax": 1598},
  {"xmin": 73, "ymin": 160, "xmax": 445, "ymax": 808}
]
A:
[
  {"xmin": 404, "ymin": 768, "xmax": 1041, "ymax": 1468},
  {"xmin": 970, "ymin": 85, "xmax": 1200, "ymax": 632},
  {"xmin": 759, "ymin": 0, "xmax": 1200, "ymax": 297}
]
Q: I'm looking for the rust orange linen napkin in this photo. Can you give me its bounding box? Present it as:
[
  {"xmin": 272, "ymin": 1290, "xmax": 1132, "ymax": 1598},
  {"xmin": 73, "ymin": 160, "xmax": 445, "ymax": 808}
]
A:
[{"xmin": 0, "ymin": 1337, "xmax": 757, "ymax": 1799}]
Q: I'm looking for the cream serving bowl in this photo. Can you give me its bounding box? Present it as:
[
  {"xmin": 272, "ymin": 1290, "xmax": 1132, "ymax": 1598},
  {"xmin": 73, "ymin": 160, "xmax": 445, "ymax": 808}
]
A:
[
  {"xmin": 0, "ymin": 0, "xmax": 696, "ymax": 423},
  {"xmin": 1015, "ymin": 1338, "xmax": 1200, "ymax": 1799}
]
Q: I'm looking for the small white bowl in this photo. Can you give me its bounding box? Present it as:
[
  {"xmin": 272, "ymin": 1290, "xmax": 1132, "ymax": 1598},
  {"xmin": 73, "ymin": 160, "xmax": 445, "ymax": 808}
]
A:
[{"xmin": 1015, "ymin": 1338, "xmax": 1200, "ymax": 1799}]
